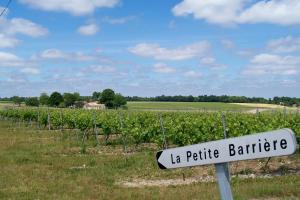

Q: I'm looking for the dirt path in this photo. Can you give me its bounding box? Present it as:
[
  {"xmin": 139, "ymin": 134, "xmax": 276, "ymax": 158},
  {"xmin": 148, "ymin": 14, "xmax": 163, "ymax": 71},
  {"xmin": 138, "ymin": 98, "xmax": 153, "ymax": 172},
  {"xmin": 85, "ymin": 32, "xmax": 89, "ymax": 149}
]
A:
[
  {"xmin": 118, "ymin": 171, "xmax": 300, "ymax": 188},
  {"xmin": 247, "ymin": 108, "xmax": 270, "ymax": 114}
]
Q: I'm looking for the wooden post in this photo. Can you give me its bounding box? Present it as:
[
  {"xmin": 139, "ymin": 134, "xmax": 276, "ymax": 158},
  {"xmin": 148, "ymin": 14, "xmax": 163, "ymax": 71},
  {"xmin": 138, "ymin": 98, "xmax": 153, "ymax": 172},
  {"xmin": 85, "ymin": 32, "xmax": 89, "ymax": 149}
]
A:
[
  {"xmin": 159, "ymin": 114, "xmax": 168, "ymax": 149},
  {"xmin": 93, "ymin": 111, "xmax": 99, "ymax": 145},
  {"xmin": 47, "ymin": 107, "xmax": 51, "ymax": 130},
  {"xmin": 118, "ymin": 112, "xmax": 127, "ymax": 153},
  {"xmin": 37, "ymin": 108, "xmax": 40, "ymax": 129},
  {"xmin": 60, "ymin": 109, "xmax": 63, "ymax": 132}
]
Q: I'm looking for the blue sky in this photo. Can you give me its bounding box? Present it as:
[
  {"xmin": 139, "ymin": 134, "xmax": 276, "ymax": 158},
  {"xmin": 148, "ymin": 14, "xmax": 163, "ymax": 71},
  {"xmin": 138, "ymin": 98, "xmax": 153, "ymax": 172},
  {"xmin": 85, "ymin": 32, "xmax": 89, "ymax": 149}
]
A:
[{"xmin": 0, "ymin": 0, "xmax": 300, "ymax": 98}]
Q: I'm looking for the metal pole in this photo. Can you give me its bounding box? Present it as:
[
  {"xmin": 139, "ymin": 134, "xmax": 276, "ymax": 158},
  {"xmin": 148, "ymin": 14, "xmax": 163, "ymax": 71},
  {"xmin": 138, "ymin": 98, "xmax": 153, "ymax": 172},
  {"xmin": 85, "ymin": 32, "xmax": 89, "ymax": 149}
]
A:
[
  {"xmin": 221, "ymin": 113, "xmax": 230, "ymax": 180},
  {"xmin": 214, "ymin": 113, "xmax": 233, "ymax": 200},
  {"xmin": 215, "ymin": 163, "xmax": 234, "ymax": 200}
]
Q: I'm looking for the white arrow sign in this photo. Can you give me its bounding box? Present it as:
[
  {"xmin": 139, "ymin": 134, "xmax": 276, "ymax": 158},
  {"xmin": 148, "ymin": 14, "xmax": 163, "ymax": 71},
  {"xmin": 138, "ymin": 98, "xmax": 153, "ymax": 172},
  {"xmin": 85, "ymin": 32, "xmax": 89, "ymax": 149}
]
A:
[{"xmin": 156, "ymin": 129, "xmax": 297, "ymax": 169}]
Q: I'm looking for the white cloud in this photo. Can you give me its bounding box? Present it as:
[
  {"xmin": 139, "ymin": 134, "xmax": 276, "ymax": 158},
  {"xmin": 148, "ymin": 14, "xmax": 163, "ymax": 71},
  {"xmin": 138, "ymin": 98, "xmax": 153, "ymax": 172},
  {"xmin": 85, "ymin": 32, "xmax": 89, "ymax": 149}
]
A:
[
  {"xmin": 238, "ymin": 0, "xmax": 300, "ymax": 25},
  {"xmin": 35, "ymin": 49, "xmax": 95, "ymax": 61},
  {"xmin": 173, "ymin": 0, "xmax": 300, "ymax": 26},
  {"xmin": 39, "ymin": 49, "xmax": 68, "ymax": 59},
  {"xmin": 0, "ymin": 51, "xmax": 24, "ymax": 67},
  {"xmin": 20, "ymin": 0, "xmax": 119, "ymax": 16},
  {"xmin": 200, "ymin": 57, "xmax": 226, "ymax": 69},
  {"xmin": 129, "ymin": 41, "xmax": 210, "ymax": 61},
  {"xmin": 237, "ymin": 49, "xmax": 253, "ymax": 57},
  {"xmin": 2, "ymin": 18, "xmax": 48, "ymax": 37},
  {"xmin": 200, "ymin": 57, "xmax": 216, "ymax": 65},
  {"xmin": 251, "ymin": 54, "xmax": 300, "ymax": 65},
  {"xmin": 153, "ymin": 63, "xmax": 176, "ymax": 73},
  {"xmin": 0, "ymin": 34, "xmax": 19, "ymax": 48},
  {"xmin": 103, "ymin": 16, "xmax": 136, "ymax": 25},
  {"xmin": 20, "ymin": 67, "xmax": 40, "ymax": 75},
  {"xmin": 0, "ymin": 16, "xmax": 48, "ymax": 49},
  {"xmin": 242, "ymin": 53, "xmax": 300, "ymax": 75},
  {"xmin": 267, "ymin": 36, "xmax": 300, "ymax": 53},
  {"xmin": 184, "ymin": 70, "xmax": 202, "ymax": 78},
  {"xmin": 280, "ymin": 79, "xmax": 297, "ymax": 87},
  {"xmin": 221, "ymin": 39, "xmax": 235, "ymax": 49},
  {"xmin": 172, "ymin": 0, "xmax": 244, "ymax": 25},
  {"xmin": 0, "ymin": 51, "xmax": 39, "ymax": 73},
  {"xmin": 84, "ymin": 65, "xmax": 116, "ymax": 73},
  {"xmin": 77, "ymin": 23, "xmax": 99, "ymax": 36}
]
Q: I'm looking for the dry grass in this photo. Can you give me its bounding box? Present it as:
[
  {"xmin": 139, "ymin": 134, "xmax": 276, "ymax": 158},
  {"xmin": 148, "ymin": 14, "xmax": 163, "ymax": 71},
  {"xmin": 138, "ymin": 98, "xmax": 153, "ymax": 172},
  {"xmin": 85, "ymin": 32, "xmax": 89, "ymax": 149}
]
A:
[{"xmin": 231, "ymin": 103, "xmax": 298, "ymax": 110}]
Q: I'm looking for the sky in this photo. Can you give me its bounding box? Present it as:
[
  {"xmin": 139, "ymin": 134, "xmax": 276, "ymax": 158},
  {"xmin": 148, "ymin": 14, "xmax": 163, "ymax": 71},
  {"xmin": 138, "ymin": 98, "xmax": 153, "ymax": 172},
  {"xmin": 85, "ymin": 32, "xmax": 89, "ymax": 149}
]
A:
[{"xmin": 0, "ymin": 0, "xmax": 300, "ymax": 98}]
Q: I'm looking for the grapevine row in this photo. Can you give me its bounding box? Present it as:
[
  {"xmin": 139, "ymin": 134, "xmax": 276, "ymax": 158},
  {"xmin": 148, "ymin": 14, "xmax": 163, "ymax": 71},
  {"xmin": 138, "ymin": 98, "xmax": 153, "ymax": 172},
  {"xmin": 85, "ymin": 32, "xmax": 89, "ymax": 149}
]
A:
[{"xmin": 0, "ymin": 107, "xmax": 299, "ymax": 148}]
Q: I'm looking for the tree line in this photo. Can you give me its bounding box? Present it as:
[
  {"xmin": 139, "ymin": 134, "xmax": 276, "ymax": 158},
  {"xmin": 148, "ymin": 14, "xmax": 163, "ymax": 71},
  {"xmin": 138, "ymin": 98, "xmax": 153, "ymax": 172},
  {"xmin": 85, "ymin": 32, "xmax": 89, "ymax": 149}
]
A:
[
  {"xmin": 125, "ymin": 95, "xmax": 300, "ymax": 107},
  {"xmin": 2, "ymin": 93, "xmax": 300, "ymax": 108},
  {"xmin": 2, "ymin": 89, "xmax": 127, "ymax": 109}
]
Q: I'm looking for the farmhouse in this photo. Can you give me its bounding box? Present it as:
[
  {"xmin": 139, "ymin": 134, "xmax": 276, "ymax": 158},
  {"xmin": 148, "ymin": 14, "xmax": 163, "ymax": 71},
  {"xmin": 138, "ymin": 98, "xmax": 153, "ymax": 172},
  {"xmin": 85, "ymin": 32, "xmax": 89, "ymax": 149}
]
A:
[{"xmin": 83, "ymin": 102, "xmax": 105, "ymax": 110}]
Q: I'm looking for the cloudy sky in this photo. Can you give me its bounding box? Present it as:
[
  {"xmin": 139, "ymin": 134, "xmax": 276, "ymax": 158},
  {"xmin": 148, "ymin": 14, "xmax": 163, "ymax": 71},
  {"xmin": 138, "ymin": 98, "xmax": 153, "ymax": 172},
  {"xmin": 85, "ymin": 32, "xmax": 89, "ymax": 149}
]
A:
[{"xmin": 0, "ymin": 0, "xmax": 300, "ymax": 98}]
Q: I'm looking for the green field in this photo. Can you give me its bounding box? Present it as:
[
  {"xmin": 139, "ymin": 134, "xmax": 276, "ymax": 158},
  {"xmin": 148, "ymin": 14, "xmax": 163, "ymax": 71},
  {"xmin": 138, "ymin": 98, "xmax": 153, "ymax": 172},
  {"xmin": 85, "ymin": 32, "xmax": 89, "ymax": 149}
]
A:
[
  {"xmin": 126, "ymin": 101, "xmax": 253, "ymax": 111},
  {"xmin": 0, "ymin": 120, "xmax": 299, "ymax": 199},
  {"xmin": 1, "ymin": 101, "xmax": 290, "ymax": 113},
  {"xmin": 1, "ymin": 101, "xmax": 252, "ymax": 111}
]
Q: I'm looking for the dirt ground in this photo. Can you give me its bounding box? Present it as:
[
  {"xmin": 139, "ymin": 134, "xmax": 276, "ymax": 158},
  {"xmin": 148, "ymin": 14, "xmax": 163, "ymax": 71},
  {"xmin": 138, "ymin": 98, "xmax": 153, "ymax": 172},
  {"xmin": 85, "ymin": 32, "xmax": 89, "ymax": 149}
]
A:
[{"xmin": 118, "ymin": 154, "xmax": 300, "ymax": 188}]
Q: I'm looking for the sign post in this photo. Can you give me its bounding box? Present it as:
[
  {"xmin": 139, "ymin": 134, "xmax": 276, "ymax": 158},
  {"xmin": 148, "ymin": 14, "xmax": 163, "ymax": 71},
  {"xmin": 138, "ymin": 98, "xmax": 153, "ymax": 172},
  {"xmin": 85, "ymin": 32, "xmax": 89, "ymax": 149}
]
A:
[
  {"xmin": 215, "ymin": 113, "xmax": 233, "ymax": 200},
  {"xmin": 215, "ymin": 163, "xmax": 233, "ymax": 200},
  {"xmin": 156, "ymin": 129, "xmax": 297, "ymax": 198}
]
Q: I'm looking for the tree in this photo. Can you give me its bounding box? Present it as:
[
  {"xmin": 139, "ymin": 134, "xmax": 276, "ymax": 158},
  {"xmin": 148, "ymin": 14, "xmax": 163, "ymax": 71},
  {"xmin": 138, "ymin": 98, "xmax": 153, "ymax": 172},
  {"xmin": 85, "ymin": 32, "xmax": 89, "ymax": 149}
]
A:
[
  {"xmin": 113, "ymin": 93, "xmax": 127, "ymax": 108},
  {"xmin": 12, "ymin": 96, "xmax": 22, "ymax": 106},
  {"xmin": 73, "ymin": 92, "xmax": 80, "ymax": 101},
  {"xmin": 25, "ymin": 97, "xmax": 39, "ymax": 107},
  {"xmin": 99, "ymin": 89, "xmax": 115, "ymax": 108},
  {"xmin": 92, "ymin": 91, "xmax": 101, "ymax": 101},
  {"xmin": 39, "ymin": 93, "xmax": 49, "ymax": 105},
  {"xmin": 63, "ymin": 93, "xmax": 76, "ymax": 107},
  {"xmin": 48, "ymin": 92, "xmax": 63, "ymax": 107}
]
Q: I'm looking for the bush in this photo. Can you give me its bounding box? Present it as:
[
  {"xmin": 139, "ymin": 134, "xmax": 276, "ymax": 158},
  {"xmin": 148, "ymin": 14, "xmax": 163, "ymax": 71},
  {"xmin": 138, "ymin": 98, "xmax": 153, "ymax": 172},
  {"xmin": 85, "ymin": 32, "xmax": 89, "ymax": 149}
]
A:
[
  {"xmin": 25, "ymin": 97, "xmax": 39, "ymax": 107},
  {"xmin": 74, "ymin": 101, "xmax": 85, "ymax": 108},
  {"xmin": 58, "ymin": 102, "xmax": 66, "ymax": 108}
]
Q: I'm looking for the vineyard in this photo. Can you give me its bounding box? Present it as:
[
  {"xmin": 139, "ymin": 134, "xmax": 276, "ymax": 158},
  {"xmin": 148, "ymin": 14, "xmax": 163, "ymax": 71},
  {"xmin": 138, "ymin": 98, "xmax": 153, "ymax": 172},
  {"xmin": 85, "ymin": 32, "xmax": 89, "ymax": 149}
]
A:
[
  {"xmin": 0, "ymin": 107, "xmax": 300, "ymax": 199},
  {"xmin": 0, "ymin": 107, "xmax": 299, "ymax": 149}
]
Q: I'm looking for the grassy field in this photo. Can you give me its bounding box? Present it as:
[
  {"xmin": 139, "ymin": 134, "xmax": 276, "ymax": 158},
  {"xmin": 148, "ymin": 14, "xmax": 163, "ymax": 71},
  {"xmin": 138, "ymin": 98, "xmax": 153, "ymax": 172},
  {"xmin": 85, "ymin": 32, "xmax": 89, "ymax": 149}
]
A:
[
  {"xmin": 126, "ymin": 101, "xmax": 253, "ymax": 111},
  {"xmin": 2, "ymin": 101, "xmax": 295, "ymax": 113},
  {"xmin": 0, "ymin": 120, "xmax": 299, "ymax": 199}
]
